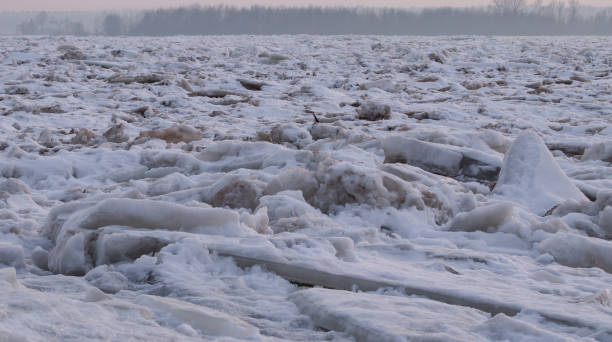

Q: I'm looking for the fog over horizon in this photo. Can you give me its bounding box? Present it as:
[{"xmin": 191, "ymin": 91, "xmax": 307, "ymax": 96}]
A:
[
  {"xmin": 1, "ymin": 0, "xmax": 612, "ymax": 36},
  {"xmin": 0, "ymin": 0, "xmax": 611, "ymax": 12}
]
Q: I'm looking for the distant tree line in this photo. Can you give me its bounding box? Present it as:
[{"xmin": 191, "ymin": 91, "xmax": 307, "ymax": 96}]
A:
[
  {"xmin": 16, "ymin": 1, "xmax": 612, "ymax": 36},
  {"xmin": 17, "ymin": 12, "xmax": 87, "ymax": 35},
  {"xmin": 121, "ymin": 2, "xmax": 612, "ymax": 36}
]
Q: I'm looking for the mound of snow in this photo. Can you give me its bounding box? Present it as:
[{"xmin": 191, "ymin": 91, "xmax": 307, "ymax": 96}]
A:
[{"xmin": 493, "ymin": 131, "xmax": 587, "ymax": 215}]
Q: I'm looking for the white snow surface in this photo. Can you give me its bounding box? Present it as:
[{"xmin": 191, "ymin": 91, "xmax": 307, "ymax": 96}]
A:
[{"xmin": 1, "ymin": 35, "xmax": 612, "ymax": 341}]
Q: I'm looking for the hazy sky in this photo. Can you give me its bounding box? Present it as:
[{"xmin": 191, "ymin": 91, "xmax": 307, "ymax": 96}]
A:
[{"xmin": 0, "ymin": 0, "xmax": 609, "ymax": 12}]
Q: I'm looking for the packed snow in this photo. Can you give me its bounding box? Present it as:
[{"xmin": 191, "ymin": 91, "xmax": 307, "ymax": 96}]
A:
[{"xmin": 1, "ymin": 35, "xmax": 612, "ymax": 341}]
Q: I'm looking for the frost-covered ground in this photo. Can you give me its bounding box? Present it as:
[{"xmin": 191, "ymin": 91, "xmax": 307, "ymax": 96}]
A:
[{"xmin": 1, "ymin": 35, "xmax": 612, "ymax": 341}]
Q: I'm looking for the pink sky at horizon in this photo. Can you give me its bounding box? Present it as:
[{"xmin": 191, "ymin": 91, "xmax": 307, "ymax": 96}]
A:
[{"xmin": 1, "ymin": 0, "xmax": 610, "ymax": 12}]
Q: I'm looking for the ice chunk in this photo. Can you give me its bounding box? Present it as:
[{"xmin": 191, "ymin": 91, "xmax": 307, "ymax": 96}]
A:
[
  {"xmin": 136, "ymin": 294, "xmax": 259, "ymax": 338},
  {"xmin": 327, "ymin": 237, "xmax": 357, "ymax": 262},
  {"xmin": 85, "ymin": 266, "xmax": 129, "ymax": 294},
  {"xmin": 198, "ymin": 141, "xmax": 279, "ymax": 171},
  {"xmin": 357, "ymin": 101, "xmax": 391, "ymax": 121},
  {"xmin": 474, "ymin": 314, "xmax": 569, "ymax": 342},
  {"xmin": 599, "ymin": 206, "xmax": 612, "ymax": 238},
  {"xmin": 176, "ymin": 323, "xmax": 198, "ymax": 337},
  {"xmin": 137, "ymin": 125, "xmax": 203, "ymax": 144},
  {"xmin": 562, "ymin": 212, "xmax": 606, "ymax": 238},
  {"xmin": 538, "ymin": 233, "xmax": 612, "ymax": 273},
  {"xmin": 70, "ymin": 128, "xmax": 98, "ymax": 145},
  {"xmin": 107, "ymin": 73, "xmax": 166, "ymax": 84},
  {"xmin": 103, "ymin": 123, "xmax": 129, "ymax": 143},
  {"xmin": 577, "ymin": 288, "xmax": 612, "ymax": 307},
  {"xmin": 382, "ymin": 136, "xmax": 501, "ymax": 180},
  {"xmin": 147, "ymin": 172, "xmax": 196, "ymax": 196},
  {"xmin": 240, "ymin": 206, "xmax": 271, "ymax": 234},
  {"xmin": 264, "ymin": 167, "xmax": 318, "ymax": 200},
  {"xmin": 311, "ymin": 159, "xmax": 422, "ymax": 213},
  {"xmin": 383, "ymin": 136, "xmax": 463, "ymax": 176},
  {"xmin": 64, "ymin": 198, "xmax": 245, "ymax": 235},
  {"xmin": 596, "ymin": 190, "xmax": 612, "ymax": 211},
  {"xmin": 270, "ymin": 123, "xmax": 313, "ymax": 149},
  {"xmin": 31, "ymin": 247, "xmax": 49, "ymax": 270},
  {"xmin": 478, "ymin": 129, "xmax": 512, "ymax": 153},
  {"xmin": 238, "ymin": 78, "xmax": 265, "ymax": 91},
  {"xmin": 359, "ymin": 79, "xmax": 401, "ymax": 93},
  {"xmin": 0, "ymin": 267, "xmax": 23, "ymax": 289},
  {"xmin": 83, "ymin": 287, "xmax": 111, "ymax": 302},
  {"xmin": 581, "ymin": 141, "xmax": 612, "ymax": 163},
  {"xmin": 258, "ymin": 191, "xmax": 337, "ymax": 233},
  {"xmin": 204, "ymin": 174, "xmax": 265, "ymax": 211},
  {"xmin": 44, "ymin": 198, "xmax": 248, "ymax": 275},
  {"xmin": 49, "ymin": 232, "xmax": 89, "ymax": 275},
  {"xmin": 198, "ymin": 141, "xmax": 315, "ymax": 172},
  {"xmin": 95, "ymin": 232, "xmax": 170, "ymax": 266},
  {"xmin": 494, "ymin": 131, "xmax": 588, "ymax": 215},
  {"xmin": 309, "ymin": 123, "xmax": 348, "ymax": 141},
  {"xmin": 0, "ymin": 179, "xmax": 31, "ymax": 195},
  {"xmin": 290, "ymin": 288, "xmax": 487, "ymax": 341},
  {"xmin": 0, "ymin": 243, "xmax": 25, "ymax": 268},
  {"xmin": 449, "ymin": 202, "xmax": 514, "ymax": 232},
  {"xmin": 38, "ymin": 129, "xmax": 58, "ymax": 148}
]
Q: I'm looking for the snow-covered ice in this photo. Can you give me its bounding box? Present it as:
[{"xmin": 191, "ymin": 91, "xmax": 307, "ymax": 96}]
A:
[{"xmin": 1, "ymin": 35, "xmax": 612, "ymax": 341}]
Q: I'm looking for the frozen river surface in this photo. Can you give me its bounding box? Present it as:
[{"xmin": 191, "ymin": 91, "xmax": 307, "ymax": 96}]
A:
[{"xmin": 1, "ymin": 35, "xmax": 612, "ymax": 341}]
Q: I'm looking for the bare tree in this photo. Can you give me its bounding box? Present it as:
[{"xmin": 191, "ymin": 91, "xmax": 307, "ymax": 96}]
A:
[
  {"xmin": 102, "ymin": 14, "xmax": 124, "ymax": 36},
  {"xmin": 531, "ymin": 0, "xmax": 545, "ymax": 15},
  {"xmin": 568, "ymin": 0, "xmax": 580, "ymax": 22},
  {"xmin": 547, "ymin": 0, "xmax": 566, "ymax": 21},
  {"xmin": 492, "ymin": 0, "xmax": 527, "ymax": 14}
]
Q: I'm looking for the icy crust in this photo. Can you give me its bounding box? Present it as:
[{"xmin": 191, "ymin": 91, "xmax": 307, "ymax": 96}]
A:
[
  {"xmin": 290, "ymin": 288, "xmax": 489, "ymax": 341},
  {"xmin": 135, "ymin": 294, "xmax": 260, "ymax": 339},
  {"xmin": 290, "ymin": 288, "xmax": 583, "ymax": 342},
  {"xmin": 1, "ymin": 35, "xmax": 612, "ymax": 341}
]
